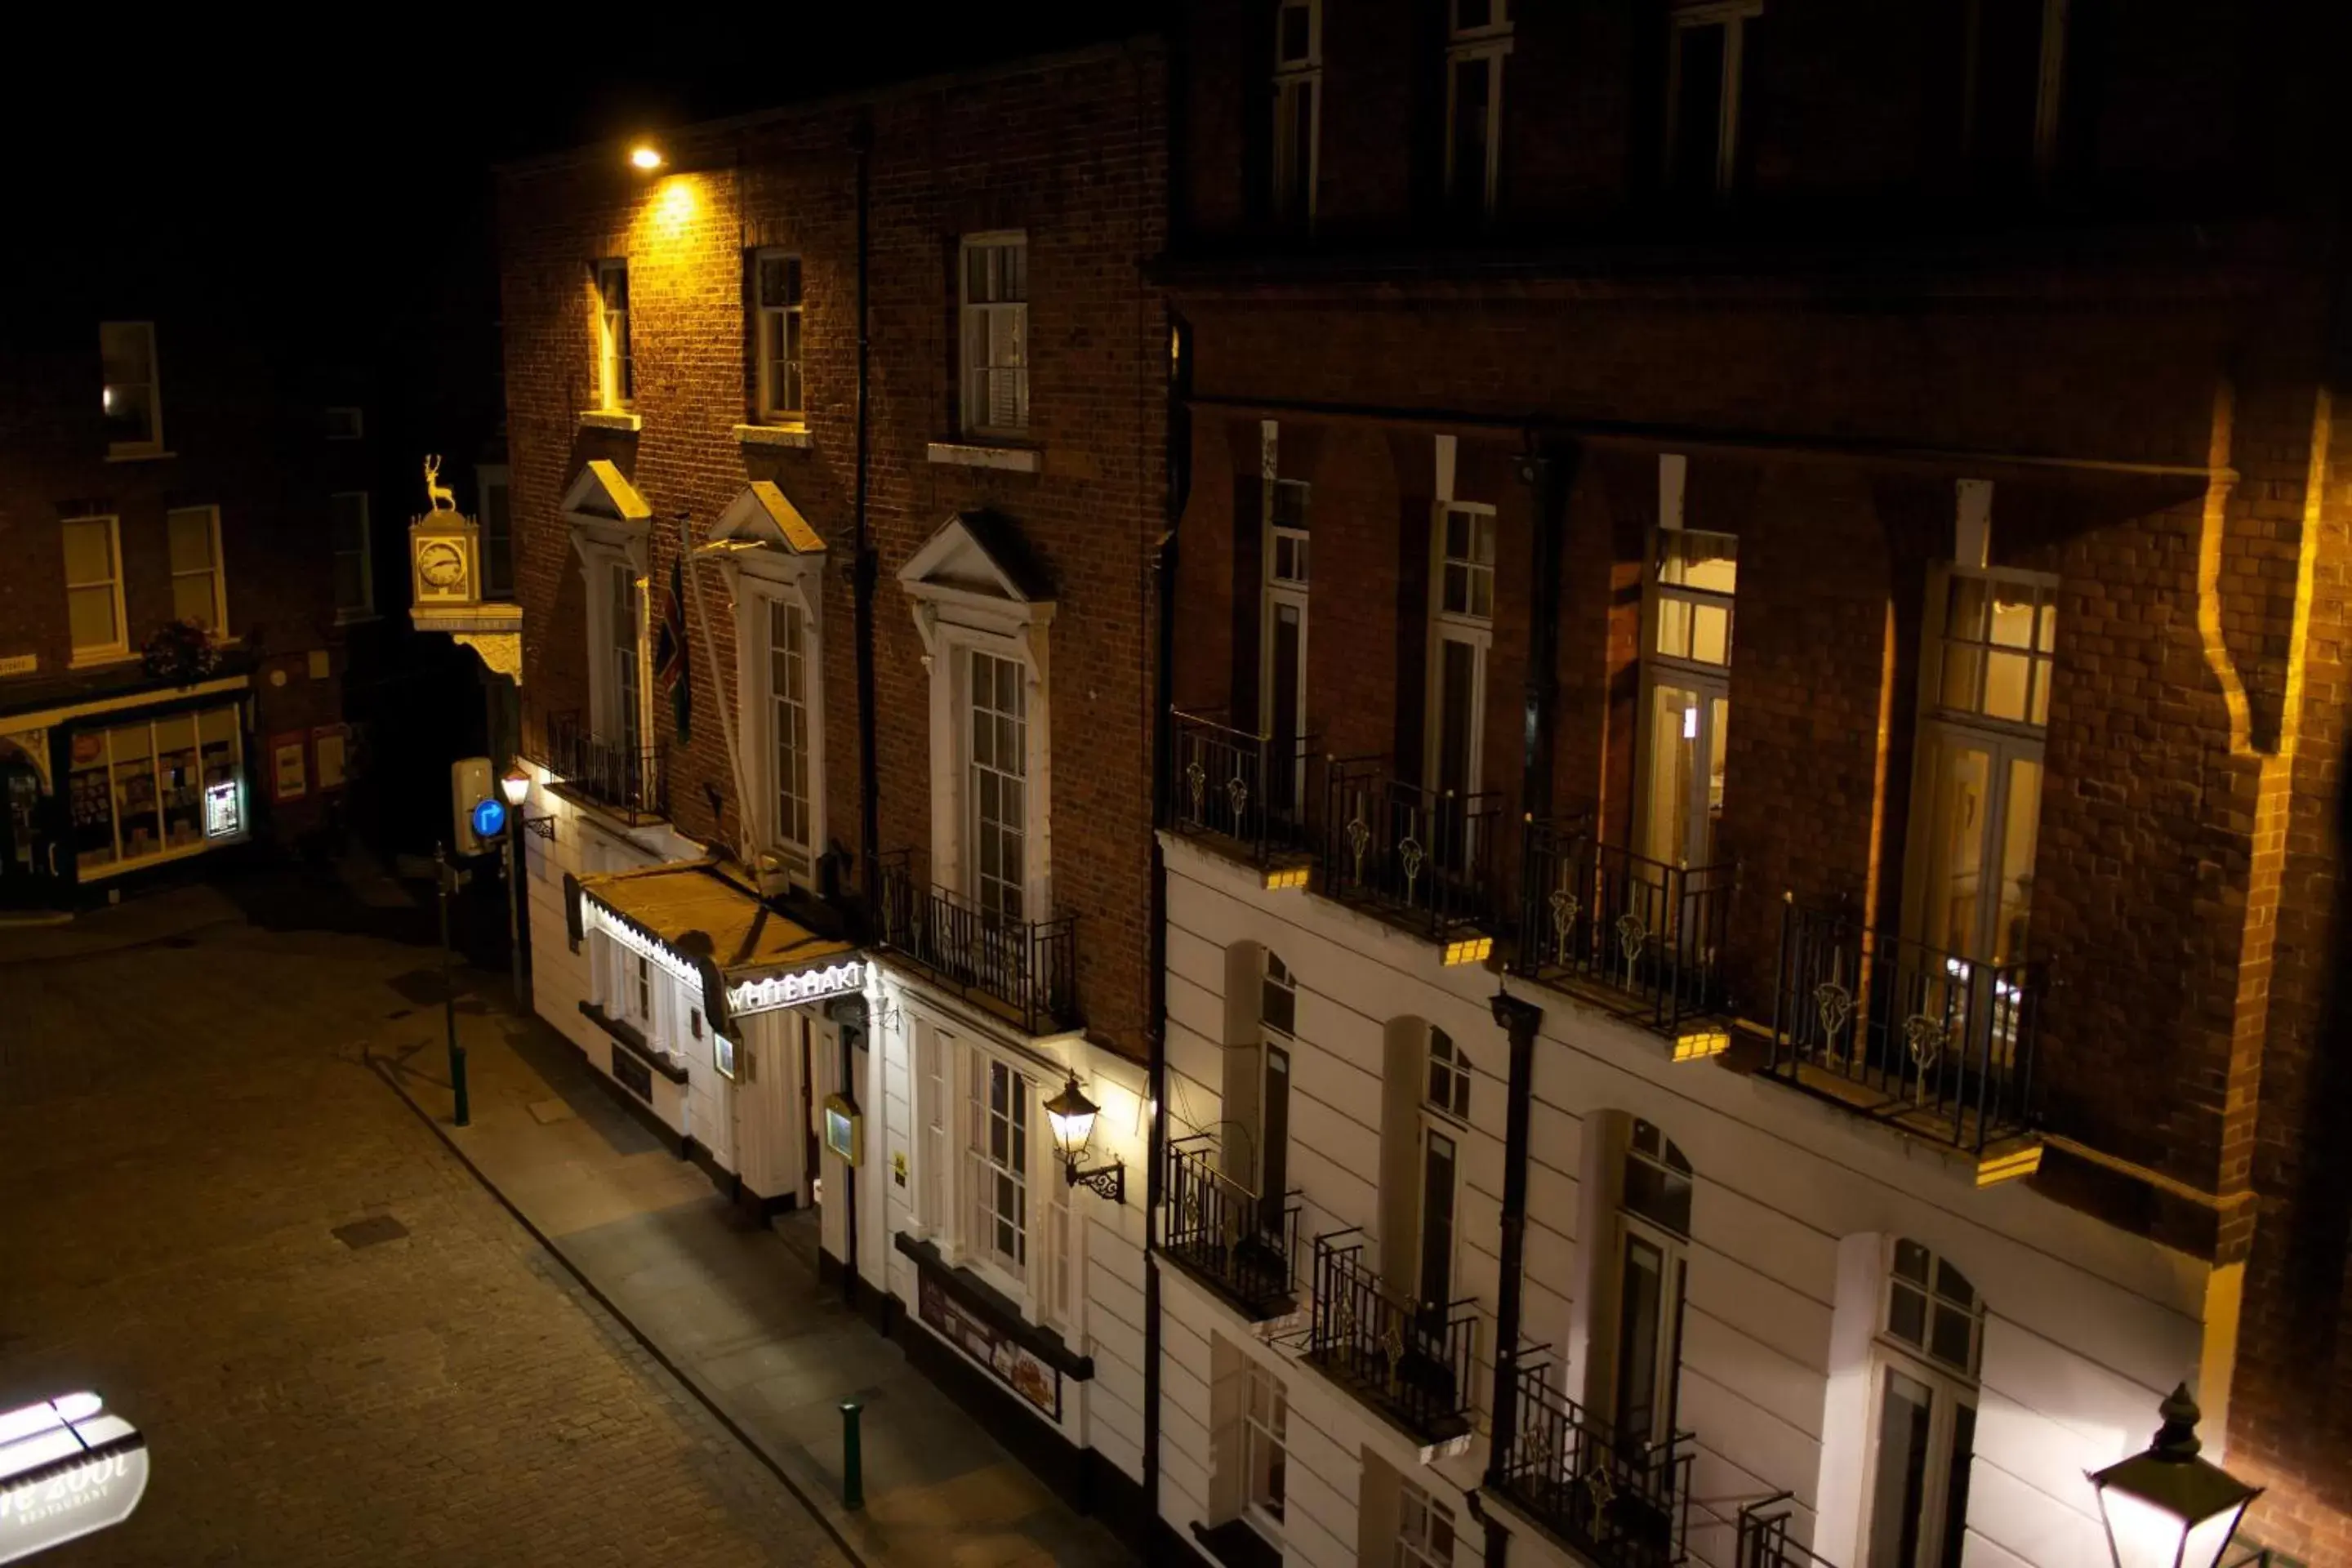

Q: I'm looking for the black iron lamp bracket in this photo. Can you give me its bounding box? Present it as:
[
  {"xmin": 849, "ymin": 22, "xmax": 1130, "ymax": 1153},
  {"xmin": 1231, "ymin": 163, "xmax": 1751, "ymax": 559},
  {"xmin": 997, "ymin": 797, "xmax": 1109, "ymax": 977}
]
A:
[{"xmin": 1066, "ymin": 1158, "xmax": 1127, "ymax": 1205}]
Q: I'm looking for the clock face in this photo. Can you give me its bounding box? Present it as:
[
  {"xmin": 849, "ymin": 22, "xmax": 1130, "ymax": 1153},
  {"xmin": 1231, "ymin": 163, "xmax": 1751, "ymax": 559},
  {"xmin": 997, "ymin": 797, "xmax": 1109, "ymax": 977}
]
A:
[{"xmin": 416, "ymin": 539, "xmax": 468, "ymax": 590}]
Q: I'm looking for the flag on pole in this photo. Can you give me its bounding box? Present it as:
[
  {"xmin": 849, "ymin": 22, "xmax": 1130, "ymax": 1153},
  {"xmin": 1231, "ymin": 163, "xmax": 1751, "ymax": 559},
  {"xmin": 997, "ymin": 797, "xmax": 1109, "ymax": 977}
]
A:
[{"xmin": 654, "ymin": 554, "xmax": 691, "ymax": 744}]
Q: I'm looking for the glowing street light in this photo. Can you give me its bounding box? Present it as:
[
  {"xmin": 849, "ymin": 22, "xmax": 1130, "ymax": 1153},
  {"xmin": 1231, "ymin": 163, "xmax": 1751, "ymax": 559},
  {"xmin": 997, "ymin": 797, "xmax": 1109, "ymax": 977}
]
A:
[
  {"xmin": 629, "ymin": 145, "xmax": 665, "ymax": 172},
  {"xmin": 501, "ymin": 768, "xmax": 531, "ymax": 807},
  {"xmin": 2091, "ymin": 1384, "xmax": 2261, "ymax": 1568},
  {"xmin": 1044, "ymin": 1072, "xmax": 1125, "ymax": 1204}
]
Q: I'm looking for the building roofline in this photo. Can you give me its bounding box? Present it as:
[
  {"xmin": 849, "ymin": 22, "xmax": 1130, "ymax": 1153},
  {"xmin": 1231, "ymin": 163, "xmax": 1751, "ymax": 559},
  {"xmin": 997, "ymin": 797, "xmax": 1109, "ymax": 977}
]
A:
[{"xmin": 494, "ymin": 33, "xmax": 1165, "ymax": 180}]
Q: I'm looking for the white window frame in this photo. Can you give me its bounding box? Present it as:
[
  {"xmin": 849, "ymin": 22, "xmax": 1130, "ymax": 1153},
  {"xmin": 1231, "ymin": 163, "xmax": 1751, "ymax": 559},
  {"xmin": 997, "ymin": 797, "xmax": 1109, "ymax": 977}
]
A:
[
  {"xmin": 968, "ymin": 1051, "xmax": 1031, "ymax": 1279},
  {"xmin": 958, "ymin": 234, "xmax": 1029, "ymax": 439},
  {"xmin": 1902, "ymin": 564, "xmax": 2055, "ymax": 965},
  {"xmin": 1635, "ymin": 526, "xmax": 1736, "ymax": 869},
  {"xmin": 1261, "ymin": 476, "xmax": 1311, "ymax": 812},
  {"xmin": 917, "ymin": 1020, "xmax": 952, "ymax": 1236},
  {"xmin": 1859, "ymin": 1239, "xmax": 1984, "ymax": 1568},
  {"xmin": 100, "ymin": 321, "xmax": 163, "ymax": 458},
  {"xmin": 70, "ymin": 703, "xmax": 250, "ymax": 876},
  {"xmin": 1665, "ymin": 2, "xmax": 1762, "ymax": 198},
  {"xmin": 1272, "ymin": 0, "xmax": 1323, "ymax": 228},
  {"xmin": 1445, "ymin": 0, "xmax": 1513, "ymax": 220},
  {"xmin": 752, "ymin": 248, "xmax": 805, "ymax": 425},
  {"xmin": 595, "ymin": 258, "xmax": 634, "ymax": 412},
  {"xmin": 1395, "ymin": 1476, "xmax": 1457, "ymax": 1568},
  {"xmin": 966, "ymin": 645, "xmax": 1031, "ymax": 920},
  {"xmin": 1423, "ymin": 1025, "xmax": 1471, "ymax": 1122},
  {"xmin": 166, "ymin": 505, "xmax": 229, "ymax": 633},
  {"xmin": 920, "ymin": 621, "xmax": 1052, "ymax": 926},
  {"xmin": 330, "ymin": 491, "xmax": 375, "ymax": 621},
  {"xmin": 1424, "ymin": 502, "xmax": 1496, "ymax": 799},
  {"xmin": 1242, "ymin": 1361, "xmax": 1290, "ymax": 1534},
  {"xmin": 62, "ymin": 514, "xmax": 129, "ymax": 666},
  {"xmin": 1601, "ymin": 1119, "xmax": 1692, "ymax": 1451}
]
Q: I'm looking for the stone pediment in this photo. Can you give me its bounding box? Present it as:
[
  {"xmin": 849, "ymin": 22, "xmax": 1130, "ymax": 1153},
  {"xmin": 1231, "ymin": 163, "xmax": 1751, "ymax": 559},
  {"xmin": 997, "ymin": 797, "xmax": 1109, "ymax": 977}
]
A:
[
  {"xmin": 711, "ymin": 482, "xmax": 825, "ymax": 555},
  {"xmin": 560, "ymin": 460, "xmax": 653, "ymax": 529},
  {"xmin": 897, "ymin": 510, "xmax": 1054, "ymax": 610}
]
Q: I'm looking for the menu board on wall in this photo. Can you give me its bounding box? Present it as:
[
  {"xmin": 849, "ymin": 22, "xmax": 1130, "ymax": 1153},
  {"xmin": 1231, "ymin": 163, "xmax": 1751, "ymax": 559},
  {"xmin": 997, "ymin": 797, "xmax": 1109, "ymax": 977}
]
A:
[
  {"xmin": 916, "ymin": 1272, "xmax": 1062, "ymax": 1420},
  {"xmin": 270, "ymin": 733, "xmax": 307, "ymax": 801}
]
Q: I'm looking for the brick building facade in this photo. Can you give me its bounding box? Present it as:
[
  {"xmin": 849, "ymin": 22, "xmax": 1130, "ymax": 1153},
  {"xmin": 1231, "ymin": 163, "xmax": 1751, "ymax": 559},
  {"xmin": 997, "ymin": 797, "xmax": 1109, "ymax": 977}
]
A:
[
  {"xmin": 0, "ymin": 290, "xmax": 363, "ymax": 911},
  {"xmin": 1146, "ymin": 3, "xmax": 2347, "ymax": 1568},
  {"xmin": 483, "ymin": 39, "xmax": 1171, "ymax": 1512}
]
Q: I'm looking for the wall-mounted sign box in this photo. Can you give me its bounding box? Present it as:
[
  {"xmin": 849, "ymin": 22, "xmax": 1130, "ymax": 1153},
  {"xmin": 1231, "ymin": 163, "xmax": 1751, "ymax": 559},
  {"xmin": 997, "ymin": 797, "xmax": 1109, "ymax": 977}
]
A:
[{"xmin": 823, "ymin": 1093, "xmax": 862, "ymax": 1165}]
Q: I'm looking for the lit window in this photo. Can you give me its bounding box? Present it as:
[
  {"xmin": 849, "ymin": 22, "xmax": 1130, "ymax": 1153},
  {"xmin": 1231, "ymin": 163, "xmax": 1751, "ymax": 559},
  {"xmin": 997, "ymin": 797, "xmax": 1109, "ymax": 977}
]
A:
[
  {"xmin": 331, "ymin": 492, "xmax": 374, "ymax": 619},
  {"xmin": 1445, "ymin": 0, "xmax": 1512, "ymax": 221},
  {"xmin": 100, "ymin": 323, "xmax": 162, "ymax": 455},
  {"xmin": 1272, "ymin": 0, "xmax": 1321, "ymax": 228},
  {"xmin": 753, "ymin": 250, "xmax": 804, "ymax": 423},
  {"xmin": 595, "ymin": 259, "xmax": 634, "ymax": 409},
  {"xmin": 62, "ymin": 515, "xmax": 127, "ymax": 662},
  {"xmin": 167, "ymin": 506, "xmax": 225, "ymax": 630},
  {"xmin": 68, "ymin": 703, "xmax": 244, "ymax": 872},
  {"xmin": 1866, "ymin": 1240, "xmax": 1983, "ymax": 1568},
  {"xmin": 1638, "ymin": 529, "xmax": 1736, "ymax": 869},
  {"xmin": 1932, "ymin": 572, "xmax": 2055, "ymax": 728},
  {"xmin": 959, "ymin": 236, "xmax": 1028, "ymax": 436}
]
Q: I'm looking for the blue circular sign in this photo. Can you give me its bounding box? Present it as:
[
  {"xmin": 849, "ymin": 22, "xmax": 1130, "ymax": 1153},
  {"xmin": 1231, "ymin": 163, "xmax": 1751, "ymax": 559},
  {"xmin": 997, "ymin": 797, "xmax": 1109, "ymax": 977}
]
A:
[{"xmin": 470, "ymin": 797, "xmax": 508, "ymax": 840}]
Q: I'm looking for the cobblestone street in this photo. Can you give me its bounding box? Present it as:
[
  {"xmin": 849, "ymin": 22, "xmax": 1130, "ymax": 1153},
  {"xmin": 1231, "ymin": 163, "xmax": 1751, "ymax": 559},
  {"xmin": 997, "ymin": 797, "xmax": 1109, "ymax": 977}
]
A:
[{"xmin": 0, "ymin": 885, "xmax": 853, "ymax": 1567}]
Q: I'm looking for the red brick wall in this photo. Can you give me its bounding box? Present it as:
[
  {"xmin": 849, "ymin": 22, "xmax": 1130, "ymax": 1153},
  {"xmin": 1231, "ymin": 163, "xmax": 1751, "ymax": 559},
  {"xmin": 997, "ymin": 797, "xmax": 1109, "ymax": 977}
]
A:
[{"xmin": 499, "ymin": 42, "xmax": 1167, "ymax": 1056}]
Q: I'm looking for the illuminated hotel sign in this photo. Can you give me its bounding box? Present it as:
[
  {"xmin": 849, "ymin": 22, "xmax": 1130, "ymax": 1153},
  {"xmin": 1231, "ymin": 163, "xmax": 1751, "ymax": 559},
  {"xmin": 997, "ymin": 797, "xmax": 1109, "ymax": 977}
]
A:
[
  {"xmin": 0, "ymin": 1392, "xmax": 149, "ymax": 1564},
  {"xmin": 728, "ymin": 960, "xmax": 865, "ymax": 1017}
]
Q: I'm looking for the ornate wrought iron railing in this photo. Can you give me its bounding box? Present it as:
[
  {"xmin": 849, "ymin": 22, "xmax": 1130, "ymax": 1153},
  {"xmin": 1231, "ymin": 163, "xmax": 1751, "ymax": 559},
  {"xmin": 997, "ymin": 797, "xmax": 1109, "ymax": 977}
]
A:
[
  {"xmin": 545, "ymin": 709, "xmax": 665, "ymax": 817},
  {"xmin": 1496, "ymin": 1355, "xmax": 1694, "ymax": 1568},
  {"xmin": 1516, "ymin": 816, "xmax": 1735, "ymax": 1035},
  {"xmin": 875, "ymin": 852, "xmax": 1079, "ymax": 1036},
  {"xmin": 1735, "ymin": 1494, "xmax": 1839, "ymax": 1567},
  {"xmin": 1321, "ymin": 758, "xmax": 1503, "ymax": 943},
  {"xmin": 1305, "ymin": 1230, "xmax": 1479, "ymax": 1445},
  {"xmin": 1168, "ymin": 708, "xmax": 1320, "ymax": 863},
  {"xmin": 1162, "ymin": 1136, "xmax": 1302, "ymax": 1320},
  {"xmin": 1766, "ymin": 899, "xmax": 2042, "ymax": 1153}
]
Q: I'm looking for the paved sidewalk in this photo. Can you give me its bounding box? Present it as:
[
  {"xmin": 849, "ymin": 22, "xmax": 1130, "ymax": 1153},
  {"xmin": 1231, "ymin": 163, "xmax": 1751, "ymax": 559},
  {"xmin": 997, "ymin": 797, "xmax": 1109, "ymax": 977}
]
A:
[{"xmin": 372, "ymin": 994, "xmax": 1138, "ymax": 1568}]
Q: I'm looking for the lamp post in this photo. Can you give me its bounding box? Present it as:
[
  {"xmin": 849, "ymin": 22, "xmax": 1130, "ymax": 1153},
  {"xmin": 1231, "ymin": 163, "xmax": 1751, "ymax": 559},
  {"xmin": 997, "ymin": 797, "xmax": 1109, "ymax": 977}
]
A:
[
  {"xmin": 2091, "ymin": 1384, "xmax": 2262, "ymax": 1568},
  {"xmin": 1045, "ymin": 1072, "xmax": 1125, "ymax": 1204},
  {"xmin": 435, "ymin": 844, "xmax": 469, "ymax": 1129},
  {"xmin": 501, "ymin": 768, "xmax": 531, "ymax": 1011}
]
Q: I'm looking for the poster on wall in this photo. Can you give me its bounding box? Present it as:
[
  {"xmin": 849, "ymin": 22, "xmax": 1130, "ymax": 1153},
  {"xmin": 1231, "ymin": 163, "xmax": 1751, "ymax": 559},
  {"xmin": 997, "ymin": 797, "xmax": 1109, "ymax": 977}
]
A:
[
  {"xmin": 916, "ymin": 1272, "xmax": 1061, "ymax": 1420},
  {"xmin": 312, "ymin": 725, "xmax": 348, "ymax": 791},
  {"xmin": 270, "ymin": 733, "xmax": 307, "ymax": 801}
]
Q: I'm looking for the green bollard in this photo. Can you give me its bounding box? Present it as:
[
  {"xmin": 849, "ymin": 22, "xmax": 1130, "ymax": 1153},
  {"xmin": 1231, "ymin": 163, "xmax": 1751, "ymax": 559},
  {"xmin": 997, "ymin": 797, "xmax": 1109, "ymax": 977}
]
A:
[{"xmin": 840, "ymin": 1400, "xmax": 864, "ymax": 1510}]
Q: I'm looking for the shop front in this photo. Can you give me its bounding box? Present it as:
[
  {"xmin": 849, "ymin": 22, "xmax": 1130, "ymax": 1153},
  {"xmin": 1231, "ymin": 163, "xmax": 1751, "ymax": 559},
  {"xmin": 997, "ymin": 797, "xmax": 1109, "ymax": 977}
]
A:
[{"xmin": 0, "ymin": 674, "xmax": 256, "ymax": 911}]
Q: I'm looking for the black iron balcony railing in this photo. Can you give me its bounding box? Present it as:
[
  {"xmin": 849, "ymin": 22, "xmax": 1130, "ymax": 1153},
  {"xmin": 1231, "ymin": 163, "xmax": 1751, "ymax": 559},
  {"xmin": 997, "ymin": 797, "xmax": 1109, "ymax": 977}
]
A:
[
  {"xmin": 1496, "ymin": 1355, "xmax": 1695, "ymax": 1568},
  {"xmin": 1167, "ymin": 708, "xmax": 1321, "ymax": 864},
  {"xmin": 1304, "ymin": 1230, "xmax": 1478, "ymax": 1446},
  {"xmin": 1517, "ymin": 816, "xmax": 1735, "ymax": 1037},
  {"xmin": 546, "ymin": 710, "xmax": 665, "ymax": 817},
  {"xmin": 1735, "ymin": 1495, "xmax": 1838, "ymax": 1568},
  {"xmin": 1322, "ymin": 758, "xmax": 1503, "ymax": 947},
  {"xmin": 875, "ymin": 852, "xmax": 1079, "ymax": 1036},
  {"xmin": 1163, "ymin": 1136, "xmax": 1302, "ymax": 1320},
  {"xmin": 1766, "ymin": 900, "xmax": 2042, "ymax": 1154}
]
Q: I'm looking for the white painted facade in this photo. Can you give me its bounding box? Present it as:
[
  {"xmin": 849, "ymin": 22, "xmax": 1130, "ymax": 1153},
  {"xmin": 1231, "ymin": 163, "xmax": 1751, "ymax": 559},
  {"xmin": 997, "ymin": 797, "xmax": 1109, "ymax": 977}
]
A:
[{"xmin": 1155, "ymin": 831, "xmax": 2218, "ymax": 1568}]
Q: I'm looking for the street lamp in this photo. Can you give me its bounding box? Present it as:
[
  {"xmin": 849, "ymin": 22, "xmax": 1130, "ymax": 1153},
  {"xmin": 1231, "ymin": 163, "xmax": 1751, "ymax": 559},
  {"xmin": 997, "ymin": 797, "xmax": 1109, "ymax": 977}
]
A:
[
  {"xmin": 500, "ymin": 768, "xmax": 532, "ymax": 1011},
  {"xmin": 2091, "ymin": 1384, "xmax": 2261, "ymax": 1568},
  {"xmin": 1045, "ymin": 1072, "xmax": 1125, "ymax": 1204},
  {"xmin": 501, "ymin": 768, "xmax": 530, "ymax": 808}
]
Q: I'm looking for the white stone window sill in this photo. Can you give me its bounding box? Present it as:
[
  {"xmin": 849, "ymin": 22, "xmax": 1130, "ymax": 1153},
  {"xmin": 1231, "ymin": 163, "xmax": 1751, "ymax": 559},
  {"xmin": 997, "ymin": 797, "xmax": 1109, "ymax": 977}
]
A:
[
  {"xmin": 926, "ymin": 440, "xmax": 1041, "ymax": 474},
  {"xmin": 577, "ymin": 409, "xmax": 644, "ymax": 433},
  {"xmin": 735, "ymin": 423, "xmax": 813, "ymax": 450},
  {"xmin": 105, "ymin": 448, "xmax": 176, "ymax": 463}
]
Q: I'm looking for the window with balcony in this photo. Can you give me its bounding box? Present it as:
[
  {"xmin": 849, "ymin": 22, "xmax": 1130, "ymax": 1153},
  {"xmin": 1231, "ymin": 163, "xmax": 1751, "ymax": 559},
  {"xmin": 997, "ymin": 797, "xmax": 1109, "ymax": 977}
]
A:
[
  {"xmin": 1594, "ymin": 1116, "xmax": 1692, "ymax": 1453},
  {"xmin": 1904, "ymin": 567, "xmax": 2052, "ymax": 967},
  {"xmin": 62, "ymin": 515, "xmax": 127, "ymax": 665},
  {"xmin": 960, "ymin": 235, "xmax": 1028, "ymax": 438},
  {"xmin": 1664, "ymin": 3, "xmax": 1760, "ymax": 200},
  {"xmin": 1228, "ymin": 949, "xmax": 1296, "ymax": 1236},
  {"xmin": 167, "ymin": 506, "xmax": 226, "ymax": 631},
  {"xmin": 1864, "ymin": 1240, "xmax": 1982, "ymax": 1568},
  {"xmin": 100, "ymin": 322, "xmax": 162, "ymax": 457},
  {"xmin": 331, "ymin": 492, "xmax": 374, "ymax": 619},
  {"xmin": 595, "ymin": 259, "xmax": 634, "ymax": 410},
  {"xmin": 753, "ymin": 250, "xmax": 804, "ymax": 425},
  {"xmin": 1637, "ymin": 528, "xmax": 1736, "ymax": 870},
  {"xmin": 1380, "ymin": 1017, "xmax": 1468, "ymax": 1319},
  {"xmin": 605, "ymin": 562, "xmax": 646, "ymax": 761},
  {"xmin": 1428, "ymin": 505, "xmax": 1496, "ymax": 801},
  {"xmin": 1272, "ymin": 0, "xmax": 1321, "ymax": 229},
  {"xmin": 968, "ymin": 648, "xmax": 1028, "ymax": 920},
  {"xmin": 1445, "ymin": 0, "xmax": 1512, "ymax": 221},
  {"xmin": 1262, "ymin": 478, "xmax": 1310, "ymax": 821}
]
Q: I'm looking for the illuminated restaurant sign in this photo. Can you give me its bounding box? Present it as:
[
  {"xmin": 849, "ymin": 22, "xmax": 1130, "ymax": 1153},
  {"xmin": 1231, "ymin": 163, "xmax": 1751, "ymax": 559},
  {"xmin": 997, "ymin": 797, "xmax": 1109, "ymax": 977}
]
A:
[
  {"xmin": 728, "ymin": 959, "xmax": 865, "ymax": 1017},
  {"xmin": 0, "ymin": 1392, "xmax": 149, "ymax": 1564}
]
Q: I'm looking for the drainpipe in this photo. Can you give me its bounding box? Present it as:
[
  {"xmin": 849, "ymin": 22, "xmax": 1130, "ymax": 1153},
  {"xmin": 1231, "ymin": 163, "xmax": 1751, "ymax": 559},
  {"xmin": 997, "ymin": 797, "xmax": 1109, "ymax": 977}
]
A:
[
  {"xmin": 852, "ymin": 114, "xmax": 880, "ymax": 911},
  {"xmin": 1146, "ymin": 310, "xmax": 1192, "ymax": 1531},
  {"xmin": 1483, "ymin": 990, "xmax": 1543, "ymax": 1568}
]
